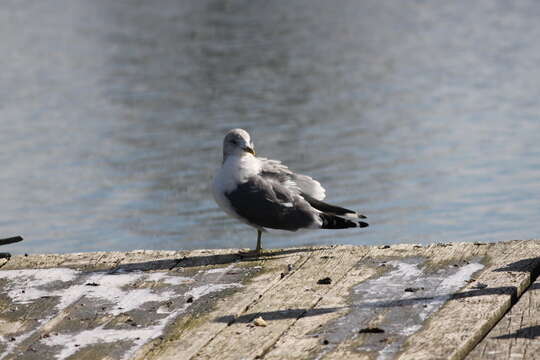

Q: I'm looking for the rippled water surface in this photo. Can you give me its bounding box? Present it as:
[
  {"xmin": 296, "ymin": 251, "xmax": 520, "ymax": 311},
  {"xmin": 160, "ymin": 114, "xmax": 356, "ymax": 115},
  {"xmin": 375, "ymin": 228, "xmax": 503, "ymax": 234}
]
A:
[{"xmin": 2, "ymin": 0, "xmax": 540, "ymax": 254}]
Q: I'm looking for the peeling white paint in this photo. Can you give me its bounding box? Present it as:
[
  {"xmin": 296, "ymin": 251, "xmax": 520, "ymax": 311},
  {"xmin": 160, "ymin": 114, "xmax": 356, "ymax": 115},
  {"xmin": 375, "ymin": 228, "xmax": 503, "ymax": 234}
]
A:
[
  {"xmin": 439, "ymin": 263, "xmax": 485, "ymax": 289},
  {"xmin": 354, "ymin": 260, "xmax": 485, "ymax": 360},
  {"xmin": 143, "ymin": 272, "xmax": 192, "ymax": 285},
  {"xmin": 74, "ymin": 272, "xmax": 177, "ymax": 316},
  {"xmin": 0, "ymin": 268, "xmax": 80, "ymax": 304},
  {"xmin": 0, "ymin": 326, "xmax": 39, "ymax": 360},
  {"xmin": 203, "ymin": 263, "xmax": 236, "ymax": 275},
  {"xmin": 42, "ymin": 305, "xmax": 189, "ymax": 360},
  {"xmin": 317, "ymin": 259, "xmax": 485, "ymax": 360},
  {"xmin": 206, "ymin": 267, "xmax": 230, "ymax": 274},
  {"xmin": 0, "ymin": 268, "xmax": 84, "ymax": 360},
  {"xmin": 417, "ymin": 262, "xmax": 484, "ymax": 322},
  {"xmin": 43, "ymin": 281, "xmax": 243, "ymax": 360},
  {"xmin": 0, "ymin": 266, "xmax": 243, "ymax": 360},
  {"xmin": 187, "ymin": 283, "xmax": 242, "ymax": 301},
  {"xmin": 0, "ymin": 269, "xmax": 190, "ymax": 314},
  {"xmin": 0, "ymin": 268, "xmax": 80, "ymax": 284}
]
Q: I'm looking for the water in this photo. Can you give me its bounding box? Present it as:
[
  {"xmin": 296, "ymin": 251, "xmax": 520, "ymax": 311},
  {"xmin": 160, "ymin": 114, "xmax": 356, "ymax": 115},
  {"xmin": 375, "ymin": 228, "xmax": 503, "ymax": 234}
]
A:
[{"xmin": 1, "ymin": 0, "xmax": 539, "ymax": 255}]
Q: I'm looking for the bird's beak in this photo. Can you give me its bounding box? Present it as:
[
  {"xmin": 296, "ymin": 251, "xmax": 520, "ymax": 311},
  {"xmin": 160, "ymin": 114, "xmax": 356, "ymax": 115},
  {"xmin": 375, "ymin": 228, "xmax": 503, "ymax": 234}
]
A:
[{"xmin": 244, "ymin": 146, "xmax": 256, "ymax": 156}]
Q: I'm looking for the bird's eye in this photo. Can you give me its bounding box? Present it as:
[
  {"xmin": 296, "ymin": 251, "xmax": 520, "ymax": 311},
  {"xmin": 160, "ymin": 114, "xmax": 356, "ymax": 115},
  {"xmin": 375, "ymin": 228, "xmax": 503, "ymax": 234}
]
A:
[{"xmin": 231, "ymin": 139, "xmax": 238, "ymax": 145}]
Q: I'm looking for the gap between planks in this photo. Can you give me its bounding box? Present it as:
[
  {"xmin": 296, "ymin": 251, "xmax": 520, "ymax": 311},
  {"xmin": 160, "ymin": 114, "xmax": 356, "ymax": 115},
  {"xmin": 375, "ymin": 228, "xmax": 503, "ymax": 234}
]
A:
[
  {"xmin": 398, "ymin": 240, "xmax": 540, "ymax": 360},
  {"xmin": 139, "ymin": 247, "xmax": 317, "ymax": 360},
  {"xmin": 466, "ymin": 255, "xmax": 540, "ymax": 359},
  {"xmin": 190, "ymin": 246, "xmax": 371, "ymax": 360}
]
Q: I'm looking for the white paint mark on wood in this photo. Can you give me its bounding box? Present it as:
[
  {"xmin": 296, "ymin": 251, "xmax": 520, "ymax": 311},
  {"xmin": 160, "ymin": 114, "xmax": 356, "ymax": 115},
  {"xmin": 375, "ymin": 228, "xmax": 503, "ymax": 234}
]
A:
[
  {"xmin": 42, "ymin": 309, "xmax": 187, "ymax": 360},
  {"xmin": 317, "ymin": 259, "xmax": 484, "ymax": 360},
  {"xmin": 186, "ymin": 283, "xmax": 242, "ymax": 301},
  {"xmin": 0, "ymin": 267, "xmax": 243, "ymax": 360},
  {"xmin": 372, "ymin": 261, "xmax": 484, "ymax": 360},
  {"xmin": 0, "ymin": 268, "xmax": 79, "ymax": 304},
  {"xmin": 206, "ymin": 267, "xmax": 231, "ymax": 274},
  {"xmin": 143, "ymin": 272, "xmax": 192, "ymax": 285}
]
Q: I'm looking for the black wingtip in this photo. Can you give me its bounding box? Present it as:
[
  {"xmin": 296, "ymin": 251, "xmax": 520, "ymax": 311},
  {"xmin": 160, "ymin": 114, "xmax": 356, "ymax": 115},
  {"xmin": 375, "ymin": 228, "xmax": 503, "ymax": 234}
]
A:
[
  {"xmin": 320, "ymin": 214, "xmax": 369, "ymax": 230},
  {"xmin": 358, "ymin": 214, "xmax": 367, "ymax": 219}
]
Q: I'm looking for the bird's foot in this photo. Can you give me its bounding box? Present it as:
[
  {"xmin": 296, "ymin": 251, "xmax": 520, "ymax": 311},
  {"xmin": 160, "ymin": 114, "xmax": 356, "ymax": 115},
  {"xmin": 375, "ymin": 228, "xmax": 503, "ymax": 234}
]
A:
[{"xmin": 238, "ymin": 249, "xmax": 264, "ymax": 258}]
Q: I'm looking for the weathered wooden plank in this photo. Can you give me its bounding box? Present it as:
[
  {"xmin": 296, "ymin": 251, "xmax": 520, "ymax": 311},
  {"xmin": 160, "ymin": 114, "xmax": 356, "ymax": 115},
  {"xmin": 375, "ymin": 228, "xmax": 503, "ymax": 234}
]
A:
[
  {"xmin": 0, "ymin": 250, "xmax": 188, "ymax": 272},
  {"xmin": 262, "ymin": 253, "xmax": 381, "ymax": 360},
  {"xmin": 0, "ymin": 252, "xmax": 118, "ymax": 359},
  {"xmin": 320, "ymin": 246, "xmax": 484, "ymax": 359},
  {"xmin": 264, "ymin": 243, "xmax": 488, "ymax": 360},
  {"xmin": 0, "ymin": 240, "xmax": 538, "ymax": 360},
  {"xmin": 259, "ymin": 241, "xmax": 540, "ymax": 360},
  {"xmin": 140, "ymin": 247, "xmax": 313, "ymax": 360},
  {"xmin": 397, "ymin": 240, "xmax": 540, "ymax": 360},
  {"xmin": 191, "ymin": 246, "xmax": 371, "ymax": 360},
  {"xmin": 466, "ymin": 274, "xmax": 540, "ymax": 359},
  {"xmin": 0, "ymin": 250, "xmax": 189, "ymax": 359},
  {"xmin": 0, "ymin": 248, "xmax": 306, "ymax": 360}
]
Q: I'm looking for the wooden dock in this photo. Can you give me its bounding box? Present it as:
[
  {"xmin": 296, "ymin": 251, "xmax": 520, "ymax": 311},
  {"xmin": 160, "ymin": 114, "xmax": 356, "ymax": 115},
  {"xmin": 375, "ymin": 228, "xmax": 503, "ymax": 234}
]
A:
[{"xmin": 0, "ymin": 239, "xmax": 539, "ymax": 360}]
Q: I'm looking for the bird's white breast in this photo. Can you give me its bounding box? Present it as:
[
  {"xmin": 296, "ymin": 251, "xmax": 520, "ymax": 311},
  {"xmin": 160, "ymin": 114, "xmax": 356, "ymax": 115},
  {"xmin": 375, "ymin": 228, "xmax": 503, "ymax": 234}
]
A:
[{"xmin": 212, "ymin": 155, "xmax": 262, "ymax": 220}]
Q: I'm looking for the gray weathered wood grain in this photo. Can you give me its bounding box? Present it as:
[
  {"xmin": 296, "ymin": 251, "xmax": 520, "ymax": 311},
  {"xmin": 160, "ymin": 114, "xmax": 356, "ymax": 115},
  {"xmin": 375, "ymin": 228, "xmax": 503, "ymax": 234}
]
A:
[
  {"xmin": 191, "ymin": 246, "xmax": 371, "ymax": 360},
  {"xmin": 0, "ymin": 240, "xmax": 539, "ymax": 360},
  {"xmin": 139, "ymin": 248, "xmax": 310, "ymax": 360},
  {"xmin": 398, "ymin": 240, "xmax": 540, "ymax": 360},
  {"xmin": 467, "ymin": 270, "xmax": 540, "ymax": 359}
]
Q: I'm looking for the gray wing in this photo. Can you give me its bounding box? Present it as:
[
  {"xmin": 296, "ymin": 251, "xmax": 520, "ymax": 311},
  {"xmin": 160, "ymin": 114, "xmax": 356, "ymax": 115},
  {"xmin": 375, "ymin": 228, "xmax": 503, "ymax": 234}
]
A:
[
  {"xmin": 259, "ymin": 158, "xmax": 326, "ymax": 200},
  {"xmin": 225, "ymin": 175, "xmax": 319, "ymax": 231},
  {"xmin": 260, "ymin": 158, "xmax": 366, "ymax": 220}
]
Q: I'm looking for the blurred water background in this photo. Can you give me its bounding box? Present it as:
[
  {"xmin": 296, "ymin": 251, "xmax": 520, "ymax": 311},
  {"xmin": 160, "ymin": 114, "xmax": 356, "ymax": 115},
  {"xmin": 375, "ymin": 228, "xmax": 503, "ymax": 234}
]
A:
[{"xmin": 1, "ymin": 0, "xmax": 540, "ymax": 254}]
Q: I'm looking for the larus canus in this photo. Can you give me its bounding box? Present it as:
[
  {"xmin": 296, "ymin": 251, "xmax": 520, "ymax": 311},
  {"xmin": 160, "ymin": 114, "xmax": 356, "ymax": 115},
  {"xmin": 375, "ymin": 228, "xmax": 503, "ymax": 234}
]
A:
[{"xmin": 212, "ymin": 129, "xmax": 368, "ymax": 255}]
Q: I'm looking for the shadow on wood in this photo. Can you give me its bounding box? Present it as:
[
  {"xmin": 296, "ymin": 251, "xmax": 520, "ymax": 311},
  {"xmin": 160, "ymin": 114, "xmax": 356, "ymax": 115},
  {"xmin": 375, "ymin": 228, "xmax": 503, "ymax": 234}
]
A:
[
  {"xmin": 494, "ymin": 325, "xmax": 540, "ymax": 340},
  {"xmin": 494, "ymin": 256, "xmax": 540, "ymax": 277},
  {"xmin": 114, "ymin": 247, "xmax": 321, "ymax": 272},
  {"xmin": 214, "ymin": 307, "xmax": 341, "ymax": 323}
]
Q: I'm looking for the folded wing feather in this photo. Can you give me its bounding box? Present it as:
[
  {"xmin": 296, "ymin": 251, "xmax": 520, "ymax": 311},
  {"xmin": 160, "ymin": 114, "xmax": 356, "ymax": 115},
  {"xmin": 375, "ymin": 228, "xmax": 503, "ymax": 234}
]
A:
[{"xmin": 259, "ymin": 158, "xmax": 326, "ymax": 200}]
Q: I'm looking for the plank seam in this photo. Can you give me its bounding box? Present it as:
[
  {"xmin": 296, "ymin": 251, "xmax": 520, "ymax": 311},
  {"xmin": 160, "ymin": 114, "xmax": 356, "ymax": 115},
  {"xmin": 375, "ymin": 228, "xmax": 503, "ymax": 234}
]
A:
[
  {"xmin": 259, "ymin": 250, "xmax": 372, "ymax": 360},
  {"xmin": 185, "ymin": 248, "xmax": 320, "ymax": 360},
  {"xmin": 2, "ymin": 255, "xmax": 131, "ymax": 357},
  {"xmin": 459, "ymin": 250, "xmax": 540, "ymax": 360}
]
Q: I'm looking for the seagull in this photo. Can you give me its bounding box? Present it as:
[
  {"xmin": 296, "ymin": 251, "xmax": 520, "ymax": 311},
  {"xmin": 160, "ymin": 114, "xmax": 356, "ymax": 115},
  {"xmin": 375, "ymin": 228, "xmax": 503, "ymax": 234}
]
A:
[{"xmin": 212, "ymin": 129, "xmax": 368, "ymax": 255}]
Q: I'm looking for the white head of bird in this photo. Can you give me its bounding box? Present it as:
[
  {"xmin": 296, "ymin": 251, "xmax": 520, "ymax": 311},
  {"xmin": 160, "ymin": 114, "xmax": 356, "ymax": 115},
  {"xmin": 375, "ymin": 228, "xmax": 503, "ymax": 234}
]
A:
[{"xmin": 222, "ymin": 128, "xmax": 256, "ymax": 160}]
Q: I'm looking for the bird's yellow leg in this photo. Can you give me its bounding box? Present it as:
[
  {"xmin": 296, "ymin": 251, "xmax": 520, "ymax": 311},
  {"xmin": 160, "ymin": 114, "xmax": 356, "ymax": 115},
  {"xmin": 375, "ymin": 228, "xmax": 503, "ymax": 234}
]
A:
[
  {"xmin": 255, "ymin": 230, "xmax": 263, "ymax": 255},
  {"xmin": 238, "ymin": 230, "xmax": 263, "ymax": 257}
]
